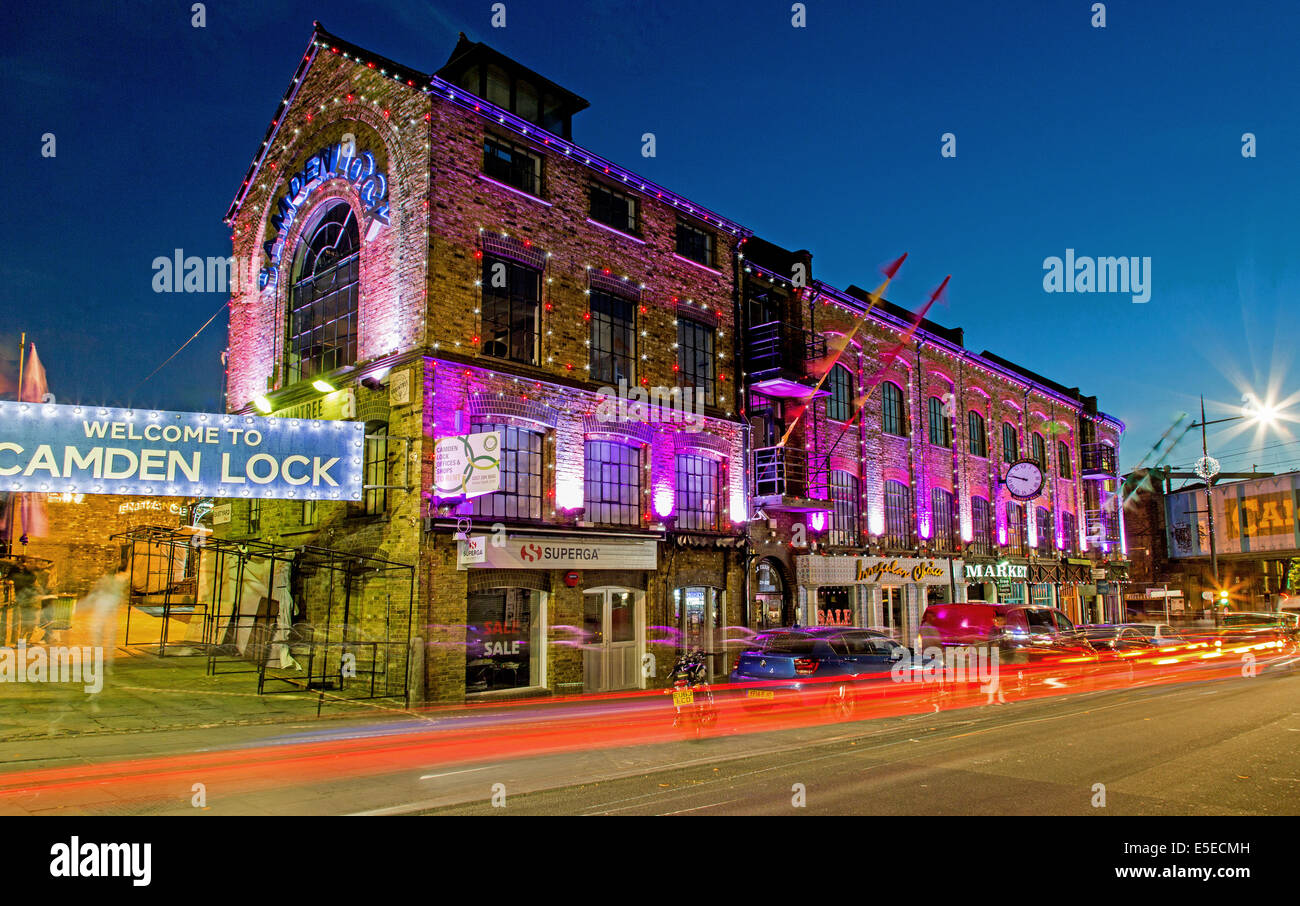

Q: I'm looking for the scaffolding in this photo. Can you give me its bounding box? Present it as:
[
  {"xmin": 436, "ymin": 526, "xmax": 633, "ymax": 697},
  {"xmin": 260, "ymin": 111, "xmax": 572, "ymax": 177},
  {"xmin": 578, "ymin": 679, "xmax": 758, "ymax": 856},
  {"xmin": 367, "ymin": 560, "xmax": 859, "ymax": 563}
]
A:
[{"xmin": 110, "ymin": 527, "xmax": 416, "ymax": 706}]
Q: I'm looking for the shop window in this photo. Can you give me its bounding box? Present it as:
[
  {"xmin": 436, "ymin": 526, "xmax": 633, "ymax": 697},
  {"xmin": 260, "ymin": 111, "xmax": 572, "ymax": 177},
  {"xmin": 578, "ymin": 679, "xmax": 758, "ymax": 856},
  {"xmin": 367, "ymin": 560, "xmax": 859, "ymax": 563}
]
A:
[
  {"xmin": 589, "ymin": 183, "xmax": 639, "ymax": 234},
  {"xmin": 466, "ymin": 587, "xmax": 542, "ymax": 692},
  {"xmin": 363, "ymin": 422, "xmax": 388, "ymax": 516},
  {"xmin": 826, "ymin": 364, "xmax": 853, "ymax": 422},
  {"xmin": 589, "ymin": 289, "xmax": 636, "ymax": 385},
  {"xmin": 1002, "ymin": 422, "xmax": 1019, "ymax": 464},
  {"xmin": 968, "ymin": 410, "xmax": 987, "ymax": 458},
  {"xmin": 584, "ymin": 439, "xmax": 642, "ymax": 526},
  {"xmin": 481, "ymin": 255, "xmax": 541, "ymax": 365},
  {"xmin": 928, "ymin": 396, "xmax": 952, "ymax": 447},
  {"xmin": 931, "ymin": 487, "xmax": 957, "ymax": 551},
  {"xmin": 883, "ymin": 480, "xmax": 913, "ymax": 549},
  {"xmin": 675, "ymin": 453, "xmax": 720, "ymax": 532},
  {"xmin": 472, "ymin": 424, "xmax": 542, "ymax": 521},
  {"xmin": 676, "ymin": 318, "xmax": 716, "ymax": 407},
  {"xmin": 882, "ymin": 382, "xmax": 906, "ymax": 436},
  {"xmin": 483, "ymin": 135, "xmax": 543, "ymax": 196},
  {"xmin": 287, "ymin": 201, "xmax": 359, "ymax": 384},
  {"xmin": 970, "ymin": 496, "xmax": 992, "ymax": 556},
  {"xmin": 675, "ymin": 220, "xmax": 715, "ymax": 267},
  {"xmin": 828, "ymin": 470, "xmax": 860, "ymax": 546}
]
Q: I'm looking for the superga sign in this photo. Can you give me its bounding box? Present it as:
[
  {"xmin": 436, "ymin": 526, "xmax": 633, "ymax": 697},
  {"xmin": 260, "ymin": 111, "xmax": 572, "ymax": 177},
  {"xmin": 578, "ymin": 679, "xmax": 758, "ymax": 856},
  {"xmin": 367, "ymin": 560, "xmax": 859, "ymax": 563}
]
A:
[
  {"xmin": 458, "ymin": 535, "xmax": 658, "ymax": 570},
  {"xmin": 0, "ymin": 401, "xmax": 364, "ymax": 501},
  {"xmin": 964, "ymin": 561, "xmax": 1028, "ymax": 581}
]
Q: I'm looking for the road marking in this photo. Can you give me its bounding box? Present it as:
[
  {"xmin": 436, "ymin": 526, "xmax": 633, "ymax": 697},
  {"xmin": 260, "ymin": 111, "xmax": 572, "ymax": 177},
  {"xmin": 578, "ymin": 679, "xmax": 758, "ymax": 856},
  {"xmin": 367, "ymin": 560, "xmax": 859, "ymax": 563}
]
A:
[
  {"xmin": 661, "ymin": 798, "xmax": 742, "ymax": 815},
  {"xmin": 419, "ymin": 766, "xmax": 498, "ymax": 780}
]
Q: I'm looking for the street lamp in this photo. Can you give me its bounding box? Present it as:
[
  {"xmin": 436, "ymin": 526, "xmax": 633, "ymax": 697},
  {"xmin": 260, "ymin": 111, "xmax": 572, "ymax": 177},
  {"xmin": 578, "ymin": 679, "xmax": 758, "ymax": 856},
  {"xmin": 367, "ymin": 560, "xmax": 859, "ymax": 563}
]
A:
[{"xmin": 1189, "ymin": 393, "xmax": 1277, "ymax": 588}]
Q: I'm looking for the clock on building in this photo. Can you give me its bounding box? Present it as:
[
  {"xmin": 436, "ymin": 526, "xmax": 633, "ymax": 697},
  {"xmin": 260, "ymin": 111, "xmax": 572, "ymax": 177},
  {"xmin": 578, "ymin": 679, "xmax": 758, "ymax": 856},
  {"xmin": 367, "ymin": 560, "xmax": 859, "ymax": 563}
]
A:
[{"xmin": 1004, "ymin": 459, "xmax": 1045, "ymax": 500}]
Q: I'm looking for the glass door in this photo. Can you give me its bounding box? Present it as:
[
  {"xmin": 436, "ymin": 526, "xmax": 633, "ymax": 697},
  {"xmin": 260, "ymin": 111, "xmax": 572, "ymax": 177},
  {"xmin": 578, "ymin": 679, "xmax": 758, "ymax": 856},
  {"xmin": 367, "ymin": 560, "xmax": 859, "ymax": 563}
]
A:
[
  {"xmin": 582, "ymin": 588, "xmax": 641, "ymax": 692},
  {"xmin": 881, "ymin": 586, "xmax": 904, "ymax": 640}
]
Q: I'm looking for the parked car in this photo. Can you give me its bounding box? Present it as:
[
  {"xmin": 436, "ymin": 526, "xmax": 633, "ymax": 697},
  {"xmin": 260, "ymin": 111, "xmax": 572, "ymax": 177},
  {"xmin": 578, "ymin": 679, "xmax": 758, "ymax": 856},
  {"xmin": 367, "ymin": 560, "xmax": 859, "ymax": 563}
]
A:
[
  {"xmin": 1079, "ymin": 624, "xmax": 1159, "ymax": 655},
  {"xmin": 728, "ymin": 626, "xmax": 932, "ymax": 718},
  {"xmin": 917, "ymin": 601, "xmax": 1096, "ymax": 663},
  {"xmin": 1117, "ymin": 622, "xmax": 1188, "ymax": 648}
]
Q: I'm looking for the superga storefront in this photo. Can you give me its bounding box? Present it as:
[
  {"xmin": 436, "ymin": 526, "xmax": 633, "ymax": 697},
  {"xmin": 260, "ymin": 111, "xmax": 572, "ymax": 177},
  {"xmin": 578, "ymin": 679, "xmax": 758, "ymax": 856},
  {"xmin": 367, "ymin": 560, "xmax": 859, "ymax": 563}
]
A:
[
  {"xmin": 452, "ymin": 531, "xmax": 659, "ymax": 697},
  {"xmin": 794, "ymin": 555, "xmax": 964, "ymax": 644}
]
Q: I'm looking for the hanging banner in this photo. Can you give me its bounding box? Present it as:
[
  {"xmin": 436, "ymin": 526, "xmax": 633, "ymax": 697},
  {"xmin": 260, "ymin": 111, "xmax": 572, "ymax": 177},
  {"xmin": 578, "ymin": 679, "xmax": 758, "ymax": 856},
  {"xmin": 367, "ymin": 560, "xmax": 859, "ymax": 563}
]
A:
[{"xmin": 0, "ymin": 401, "xmax": 364, "ymax": 500}]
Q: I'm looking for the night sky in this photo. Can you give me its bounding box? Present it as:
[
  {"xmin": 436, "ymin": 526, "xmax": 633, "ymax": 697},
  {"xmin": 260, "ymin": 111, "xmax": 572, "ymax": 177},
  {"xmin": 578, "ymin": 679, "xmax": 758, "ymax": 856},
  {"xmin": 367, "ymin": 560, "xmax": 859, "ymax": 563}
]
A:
[{"xmin": 5, "ymin": 0, "xmax": 1298, "ymax": 481}]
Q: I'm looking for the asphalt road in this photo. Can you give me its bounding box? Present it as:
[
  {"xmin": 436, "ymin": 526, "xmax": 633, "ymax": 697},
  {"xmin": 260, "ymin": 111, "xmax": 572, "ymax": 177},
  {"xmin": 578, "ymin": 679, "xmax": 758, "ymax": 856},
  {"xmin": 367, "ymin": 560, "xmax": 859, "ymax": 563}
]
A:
[{"xmin": 4, "ymin": 661, "xmax": 1298, "ymax": 816}]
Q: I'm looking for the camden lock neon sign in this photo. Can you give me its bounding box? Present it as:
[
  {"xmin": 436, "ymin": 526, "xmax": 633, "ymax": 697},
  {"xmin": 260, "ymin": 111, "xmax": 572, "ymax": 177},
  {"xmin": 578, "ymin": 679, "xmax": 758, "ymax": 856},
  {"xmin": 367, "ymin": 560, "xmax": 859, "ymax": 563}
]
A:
[{"xmin": 258, "ymin": 141, "xmax": 390, "ymax": 289}]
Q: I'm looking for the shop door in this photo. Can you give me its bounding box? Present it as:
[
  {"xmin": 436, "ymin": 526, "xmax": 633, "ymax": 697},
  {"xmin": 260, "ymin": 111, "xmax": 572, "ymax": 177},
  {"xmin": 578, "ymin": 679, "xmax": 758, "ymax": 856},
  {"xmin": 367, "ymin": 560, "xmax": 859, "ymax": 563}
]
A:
[
  {"xmin": 582, "ymin": 588, "xmax": 641, "ymax": 692},
  {"xmin": 881, "ymin": 586, "xmax": 904, "ymax": 639}
]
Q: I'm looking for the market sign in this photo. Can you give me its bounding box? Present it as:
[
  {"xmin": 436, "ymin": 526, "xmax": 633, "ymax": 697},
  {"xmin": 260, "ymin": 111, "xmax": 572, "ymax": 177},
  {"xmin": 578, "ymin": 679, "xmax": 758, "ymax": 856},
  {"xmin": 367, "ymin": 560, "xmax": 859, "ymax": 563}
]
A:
[
  {"xmin": 457, "ymin": 535, "xmax": 658, "ymax": 570},
  {"xmin": 963, "ymin": 561, "xmax": 1028, "ymax": 581},
  {"xmin": 0, "ymin": 401, "xmax": 364, "ymax": 501},
  {"xmin": 797, "ymin": 555, "xmax": 959, "ymax": 587},
  {"xmin": 434, "ymin": 432, "xmax": 501, "ymax": 499}
]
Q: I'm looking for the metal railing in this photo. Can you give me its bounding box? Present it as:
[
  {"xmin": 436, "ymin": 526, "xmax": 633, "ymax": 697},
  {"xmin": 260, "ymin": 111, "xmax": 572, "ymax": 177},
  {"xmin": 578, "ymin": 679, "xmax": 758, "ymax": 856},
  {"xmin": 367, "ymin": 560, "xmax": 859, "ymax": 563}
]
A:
[
  {"xmin": 1080, "ymin": 443, "xmax": 1118, "ymax": 477},
  {"xmin": 753, "ymin": 445, "xmax": 808, "ymax": 499},
  {"xmin": 746, "ymin": 321, "xmax": 827, "ymax": 384}
]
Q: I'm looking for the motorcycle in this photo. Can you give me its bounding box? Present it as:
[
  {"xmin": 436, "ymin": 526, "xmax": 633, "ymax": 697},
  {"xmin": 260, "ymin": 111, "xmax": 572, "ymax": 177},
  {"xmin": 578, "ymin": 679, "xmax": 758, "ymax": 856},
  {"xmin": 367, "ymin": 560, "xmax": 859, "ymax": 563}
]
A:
[{"xmin": 666, "ymin": 648, "xmax": 717, "ymax": 736}]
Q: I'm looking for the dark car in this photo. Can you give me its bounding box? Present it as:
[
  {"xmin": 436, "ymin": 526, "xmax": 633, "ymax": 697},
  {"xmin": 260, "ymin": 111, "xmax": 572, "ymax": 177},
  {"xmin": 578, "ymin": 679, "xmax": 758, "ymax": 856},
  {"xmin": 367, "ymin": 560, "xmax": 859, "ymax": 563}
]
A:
[
  {"xmin": 918, "ymin": 601, "xmax": 1096, "ymax": 663},
  {"xmin": 728, "ymin": 627, "xmax": 928, "ymax": 718},
  {"xmin": 1080, "ymin": 624, "xmax": 1160, "ymax": 655}
]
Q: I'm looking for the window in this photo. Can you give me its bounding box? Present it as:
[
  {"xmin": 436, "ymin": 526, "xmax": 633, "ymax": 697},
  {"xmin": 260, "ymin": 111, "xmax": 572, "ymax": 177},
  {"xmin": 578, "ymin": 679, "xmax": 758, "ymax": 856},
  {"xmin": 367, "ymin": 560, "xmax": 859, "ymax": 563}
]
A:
[
  {"xmin": 931, "ymin": 488, "xmax": 957, "ymax": 551},
  {"xmin": 248, "ymin": 498, "xmax": 262, "ymax": 535},
  {"xmin": 1061, "ymin": 511, "xmax": 1077, "ymax": 553},
  {"xmin": 1032, "ymin": 432, "xmax": 1047, "ymax": 469},
  {"xmin": 928, "ymin": 397, "xmax": 952, "ymax": 447},
  {"xmin": 589, "ymin": 290, "xmax": 636, "ymax": 384},
  {"xmin": 483, "ymin": 135, "xmax": 543, "ymax": 196},
  {"xmin": 288, "ymin": 202, "xmax": 359, "ymax": 383},
  {"xmin": 675, "ymin": 220, "xmax": 715, "ymax": 267},
  {"xmin": 1006, "ymin": 502, "xmax": 1026, "ymax": 555},
  {"xmin": 589, "ymin": 183, "xmax": 639, "ymax": 234},
  {"xmin": 472, "ymin": 424, "xmax": 542, "ymax": 521},
  {"xmin": 301, "ymin": 498, "xmax": 318, "ymax": 527},
  {"xmin": 969, "ymin": 496, "xmax": 992, "ymax": 556},
  {"xmin": 584, "ymin": 440, "xmax": 642, "ymax": 526},
  {"xmin": 826, "ymin": 364, "xmax": 853, "ymax": 422},
  {"xmin": 828, "ymin": 471, "xmax": 860, "ymax": 547},
  {"xmin": 481, "ymin": 255, "xmax": 541, "ymax": 365},
  {"xmin": 883, "ymin": 480, "xmax": 913, "ymax": 549},
  {"xmin": 882, "ymin": 382, "xmax": 906, "ymax": 436},
  {"xmin": 968, "ymin": 410, "xmax": 987, "ymax": 457},
  {"xmin": 1002, "ymin": 422, "xmax": 1019, "ymax": 464},
  {"xmin": 675, "ymin": 453, "xmax": 720, "ymax": 532},
  {"xmin": 676, "ymin": 318, "xmax": 715, "ymax": 407},
  {"xmin": 466, "ymin": 588, "xmax": 542, "ymax": 692},
  {"xmin": 1058, "ymin": 440, "xmax": 1072, "ymax": 479},
  {"xmin": 1035, "ymin": 505, "xmax": 1051, "ymax": 549},
  {"xmin": 485, "ymin": 64, "xmax": 511, "ymax": 107},
  {"xmin": 364, "ymin": 422, "xmax": 389, "ymax": 516}
]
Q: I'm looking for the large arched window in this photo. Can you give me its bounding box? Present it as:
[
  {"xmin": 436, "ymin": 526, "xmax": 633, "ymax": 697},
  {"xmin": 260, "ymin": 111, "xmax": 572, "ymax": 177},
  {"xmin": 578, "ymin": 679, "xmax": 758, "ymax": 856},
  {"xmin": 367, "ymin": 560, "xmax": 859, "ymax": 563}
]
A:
[
  {"xmin": 288, "ymin": 202, "xmax": 360, "ymax": 384},
  {"xmin": 1002, "ymin": 422, "xmax": 1020, "ymax": 464},
  {"xmin": 826, "ymin": 364, "xmax": 853, "ymax": 422},
  {"xmin": 881, "ymin": 382, "xmax": 906, "ymax": 436},
  {"xmin": 931, "ymin": 487, "xmax": 957, "ymax": 551},
  {"xmin": 828, "ymin": 470, "xmax": 860, "ymax": 546},
  {"xmin": 928, "ymin": 396, "xmax": 951, "ymax": 447},
  {"xmin": 968, "ymin": 410, "xmax": 987, "ymax": 457},
  {"xmin": 883, "ymin": 479, "xmax": 913, "ymax": 549}
]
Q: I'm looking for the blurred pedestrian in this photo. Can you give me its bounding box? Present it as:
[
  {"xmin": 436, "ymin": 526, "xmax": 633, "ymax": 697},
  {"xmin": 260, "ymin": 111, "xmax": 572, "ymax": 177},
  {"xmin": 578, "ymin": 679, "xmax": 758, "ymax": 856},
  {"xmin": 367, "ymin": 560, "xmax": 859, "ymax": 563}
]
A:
[
  {"xmin": 11, "ymin": 564, "xmax": 42, "ymax": 645},
  {"xmin": 84, "ymin": 570, "xmax": 129, "ymax": 673}
]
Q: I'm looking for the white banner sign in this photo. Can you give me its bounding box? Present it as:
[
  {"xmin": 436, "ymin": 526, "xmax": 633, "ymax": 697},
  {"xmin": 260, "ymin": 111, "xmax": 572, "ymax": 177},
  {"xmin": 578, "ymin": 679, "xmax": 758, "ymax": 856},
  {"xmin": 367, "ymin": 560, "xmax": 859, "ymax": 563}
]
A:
[
  {"xmin": 435, "ymin": 431, "xmax": 501, "ymax": 499},
  {"xmin": 458, "ymin": 535, "xmax": 658, "ymax": 570}
]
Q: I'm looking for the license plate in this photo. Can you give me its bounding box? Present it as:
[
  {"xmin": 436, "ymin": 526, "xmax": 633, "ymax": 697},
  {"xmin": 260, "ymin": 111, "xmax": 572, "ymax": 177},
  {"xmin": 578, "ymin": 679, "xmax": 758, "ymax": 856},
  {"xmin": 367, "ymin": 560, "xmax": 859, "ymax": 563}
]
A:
[
  {"xmin": 747, "ymin": 689, "xmax": 775, "ymax": 700},
  {"xmin": 673, "ymin": 689, "xmax": 694, "ymax": 707}
]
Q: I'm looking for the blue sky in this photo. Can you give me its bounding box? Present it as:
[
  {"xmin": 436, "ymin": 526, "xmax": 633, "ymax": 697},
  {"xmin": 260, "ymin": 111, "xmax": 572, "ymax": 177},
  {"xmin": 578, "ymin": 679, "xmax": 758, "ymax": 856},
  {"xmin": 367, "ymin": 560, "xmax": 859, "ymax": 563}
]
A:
[{"xmin": 5, "ymin": 0, "xmax": 1298, "ymax": 479}]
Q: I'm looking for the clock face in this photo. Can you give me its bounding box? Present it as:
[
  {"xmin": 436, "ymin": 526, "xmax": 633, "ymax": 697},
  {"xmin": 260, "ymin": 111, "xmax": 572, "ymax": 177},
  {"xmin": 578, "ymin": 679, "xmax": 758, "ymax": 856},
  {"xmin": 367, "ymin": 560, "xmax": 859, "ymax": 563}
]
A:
[{"xmin": 1005, "ymin": 460, "xmax": 1044, "ymax": 500}]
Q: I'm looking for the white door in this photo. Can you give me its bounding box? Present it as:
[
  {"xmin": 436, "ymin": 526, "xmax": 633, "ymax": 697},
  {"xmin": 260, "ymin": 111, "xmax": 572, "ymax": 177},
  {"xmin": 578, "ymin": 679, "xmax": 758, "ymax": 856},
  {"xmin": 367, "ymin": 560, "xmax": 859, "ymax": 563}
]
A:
[{"xmin": 582, "ymin": 588, "xmax": 642, "ymax": 692}]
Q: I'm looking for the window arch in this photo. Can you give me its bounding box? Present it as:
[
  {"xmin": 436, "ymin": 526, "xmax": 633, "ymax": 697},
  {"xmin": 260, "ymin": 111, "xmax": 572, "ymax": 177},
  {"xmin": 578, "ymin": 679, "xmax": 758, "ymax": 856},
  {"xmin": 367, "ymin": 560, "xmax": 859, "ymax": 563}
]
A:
[
  {"xmin": 288, "ymin": 202, "xmax": 360, "ymax": 384},
  {"xmin": 928, "ymin": 396, "xmax": 952, "ymax": 447},
  {"xmin": 826, "ymin": 364, "xmax": 853, "ymax": 422},
  {"xmin": 882, "ymin": 382, "xmax": 906, "ymax": 436},
  {"xmin": 968, "ymin": 411, "xmax": 987, "ymax": 457}
]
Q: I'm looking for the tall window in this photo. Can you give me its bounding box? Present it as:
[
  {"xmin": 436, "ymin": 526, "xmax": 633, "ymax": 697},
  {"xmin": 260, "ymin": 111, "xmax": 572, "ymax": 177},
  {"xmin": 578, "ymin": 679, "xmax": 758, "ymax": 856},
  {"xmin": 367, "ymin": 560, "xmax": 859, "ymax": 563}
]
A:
[
  {"xmin": 1032, "ymin": 432, "xmax": 1047, "ymax": 469},
  {"xmin": 675, "ymin": 220, "xmax": 715, "ymax": 267},
  {"xmin": 472, "ymin": 424, "xmax": 542, "ymax": 521},
  {"xmin": 931, "ymin": 488, "xmax": 957, "ymax": 551},
  {"xmin": 970, "ymin": 496, "xmax": 992, "ymax": 556},
  {"xmin": 928, "ymin": 397, "xmax": 952, "ymax": 447},
  {"xmin": 968, "ymin": 410, "xmax": 987, "ymax": 457},
  {"xmin": 883, "ymin": 480, "xmax": 913, "ymax": 549},
  {"xmin": 288, "ymin": 202, "xmax": 359, "ymax": 383},
  {"xmin": 826, "ymin": 365, "xmax": 852, "ymax": 422},
  {"xmin": 248, "ymin": 498, "xmax": 262, "ymax": 535},
  {"xmin": 1002, "ymin": 422, "xmax": 1019, "ymax": 464},
  {"xmin": 364, "ymin": 422, "xmax": 388, "ymax": 516},
  {"xmin": 1061, "ymin": 511, "xmax": 1077, "ymax": 553},
  {"xmin": 1006, "ymin": 502, "xmax": 1026, "ymax": 555},
  {"xmin": 481, "ymin": 256, "xmax": 541, "ymax": 365},
  {"xmin": 584, "ymin": 440, "xmax": 642, "ymax": 526},
  {"xmin": 675, "ymin": 453, "xmax": 720, "ymax": 532},
  {"xmin": 589, "ymin": 290, "xmax": 636, "ymax": 384},
  {"xmin": 482, "ymin": 135, "xmax": 543, "ymax": 196},
  {"xmin": 589, "ymin": 183, "xmax": 639, "ymax": 234},
  {"xmin": 301, "ymin": 498, "xmax": 318, "ymax": 527},
  {"xmin": 676, "ymin": 318, "xmax": 715, "ymax": 406},
  {"xmin": 882, "ymin": 382, "xmax": 906, "ymax": 436},
  {"xmin": 828, "ymin": 471, "xmax": 860, "ymax": 547},
  {"xmin": 1035, "ymin": 505, "xmax": 1051, "ymax": 549},
  {"xmin": 1058, "ymin": 440, "xmax": 1073, "ymax": 479}
]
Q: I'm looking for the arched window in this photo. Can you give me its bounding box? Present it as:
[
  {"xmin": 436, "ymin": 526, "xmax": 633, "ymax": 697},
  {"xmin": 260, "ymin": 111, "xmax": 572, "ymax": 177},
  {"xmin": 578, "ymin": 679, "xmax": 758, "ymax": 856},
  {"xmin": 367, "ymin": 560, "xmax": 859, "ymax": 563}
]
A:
[
  {"xmin": 1061, "ymin": 511, "xmax": 1077, "ymax": 553},
  {"xmin": 826, "ymin": 364, "xmax": 853, "ymax": 422},
  {"xmin": 472, "ymin": 423, "xmax": 543, "ymax": 521},
  {"xmin": 883, "ymin": 479, "xmax": 913, "ymax": 549},
  {"xmin": 968, "ymin": 410, "xmax": 987, "ymax": 457},
  {"xmin": 928, "ymin": 396, "xmax": 951, "ymax": 447},
  {"xmin": 828, "ymin": 470, "xmax": 860, "ymax": 546},
  {"xmin": 1032, "ymin": 432, "xmax": 1047, "ymax": 469},
  {"xmin": 1006, "ymin": 502, "xmax": 1026, "ymax": 555},
  {"xmin": 1035, "ymin": 505, "xmax": 1051, "ymax": 549},
  {"xmin": 882, "ymin": 382, "xmax": 906, "ymax": 436},
  {"xmin": 969, "ymin": 496, "xmax": 992, "ymax": 556},
  {"xmin": 931, "ymin": 487, "xmax": 956, "ymax": 551},
  {"xmin": 585, "ymin": 439, "xmax": 642, "ymax": 526},
  {"xmin": 363, "ymin": 421, "xmax": 388, "ymax": 516},
  {"xmin": 288, "ymin": 202, "xmax": 360, "ymax": 383},
  {"xmin": 1058, "ymin": 440, "xmax": 1073, "ymax": 479},
  {"xmin": 1002, "ymin": 422, "xmax": 1019, "ymax": 464}
]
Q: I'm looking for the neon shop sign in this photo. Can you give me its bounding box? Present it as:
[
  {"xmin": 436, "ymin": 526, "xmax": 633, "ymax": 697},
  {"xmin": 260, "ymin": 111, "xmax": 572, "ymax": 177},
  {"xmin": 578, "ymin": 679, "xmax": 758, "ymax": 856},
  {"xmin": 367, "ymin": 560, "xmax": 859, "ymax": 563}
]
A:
[{"xmin": 258, "ymin": 141, "xmax": 391, "ymax": 289}]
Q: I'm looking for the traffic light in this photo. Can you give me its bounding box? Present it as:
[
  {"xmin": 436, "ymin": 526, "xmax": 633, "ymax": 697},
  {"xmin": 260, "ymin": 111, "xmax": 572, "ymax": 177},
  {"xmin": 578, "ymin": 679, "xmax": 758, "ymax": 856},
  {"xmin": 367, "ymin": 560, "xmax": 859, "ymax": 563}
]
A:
[{"xmin": 1218, "ymin": 588, "xmax": 1230, "ymax": 605}]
